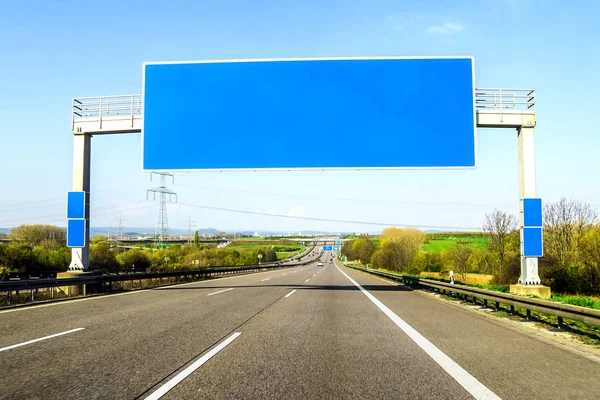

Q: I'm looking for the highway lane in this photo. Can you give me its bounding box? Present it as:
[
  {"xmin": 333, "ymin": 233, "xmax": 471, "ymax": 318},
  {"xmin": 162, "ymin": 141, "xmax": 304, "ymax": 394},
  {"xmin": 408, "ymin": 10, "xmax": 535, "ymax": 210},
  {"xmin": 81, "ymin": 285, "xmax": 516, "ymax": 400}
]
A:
[
  {"xmin": 164, "ymin": 257, "xmax": 472, "ymax": 399},
  {"xmin": 336, "ymin": 263, "xmax": 600, "ymax": 399},
  {"xmin": 2, "ymin": 252, "xmax": 600, "ymax": 399},
  {"xmin": 0, "ymin": 258, "xmax": 323, "ymax": 399}
]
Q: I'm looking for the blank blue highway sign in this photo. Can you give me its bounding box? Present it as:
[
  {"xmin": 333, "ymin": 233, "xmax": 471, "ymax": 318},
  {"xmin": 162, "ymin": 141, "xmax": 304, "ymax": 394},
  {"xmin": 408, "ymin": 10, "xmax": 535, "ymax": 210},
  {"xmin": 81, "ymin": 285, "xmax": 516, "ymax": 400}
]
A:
[
  {"xmin": 143, "ymin": 57, "xmax": 476, "ymax": 171},
  {"xmin": 523, "ymin": 198, "xmax": 543, "ymax": 227},
  {"xmin": 67, "ymin": 219, "xmax": 86, "ymax": 248},
  {"xmin": 67, "ymin": 191, "xmax": 85, "ymax": 219},
  {"xmin": 336, "ymin": 240, "xmax": 343, "ymax": 244},
  {"xmin": 523, "ymin": 227, "xmax": 543, "ymax": 257},
  {"xmin": 333, "ymin": 246, "xmax": 340, "ymax": 251},
  {"xmin": 323, "ymin": 245, "xmax": 333, "ymax": 251}
]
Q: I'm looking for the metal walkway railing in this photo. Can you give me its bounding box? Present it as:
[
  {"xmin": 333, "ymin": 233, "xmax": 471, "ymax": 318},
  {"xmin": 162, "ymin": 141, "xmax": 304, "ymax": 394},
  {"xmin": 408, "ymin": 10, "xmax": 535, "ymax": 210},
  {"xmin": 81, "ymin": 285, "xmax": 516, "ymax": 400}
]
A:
[
  {"xmin": 72, "ymin": 95, "xmax": 142, "ymax": 119},
  {"xmin": 71, "ymin": 88, "xmax": 536, "ymax": 132},
  {"xmin": 475, "ymin": 88, "xmax": 535, "ymax": 111}
]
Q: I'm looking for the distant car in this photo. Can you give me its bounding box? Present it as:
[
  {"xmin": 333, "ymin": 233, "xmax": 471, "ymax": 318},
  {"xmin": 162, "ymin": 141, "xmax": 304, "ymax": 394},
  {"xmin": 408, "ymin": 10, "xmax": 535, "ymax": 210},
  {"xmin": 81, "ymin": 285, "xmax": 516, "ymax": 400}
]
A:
[{"xmin": 317, "ymin": 262, "xmax": 323, "ymax": 267}]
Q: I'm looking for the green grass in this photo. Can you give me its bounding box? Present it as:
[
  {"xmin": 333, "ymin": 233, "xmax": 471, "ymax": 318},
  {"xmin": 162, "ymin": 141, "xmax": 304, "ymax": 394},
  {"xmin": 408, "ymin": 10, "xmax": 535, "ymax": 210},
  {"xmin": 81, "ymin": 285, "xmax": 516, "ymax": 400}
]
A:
[
  {"xmin": 277, "ymin": 251, "xmax": 300, "ymax": 260},
  {"xmin": 423, "ymin": 237, "xmax": 490, "ymax": 253},
  {"xmin": 551, "ymin": 294, "xmax": 600, "ymax": 310}
]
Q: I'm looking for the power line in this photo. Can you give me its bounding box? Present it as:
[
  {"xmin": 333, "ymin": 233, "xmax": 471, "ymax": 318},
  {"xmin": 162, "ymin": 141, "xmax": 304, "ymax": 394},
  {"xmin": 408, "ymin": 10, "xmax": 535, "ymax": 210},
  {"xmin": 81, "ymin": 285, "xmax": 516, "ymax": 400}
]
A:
[
  {"xmin": 0, "ymin": 201, "xmax": 148, "ymax": 226},
  {"xmin": 176, "ymin": 201, "xmax": 480, "ymax": 231},
  {"xmin": 177, "ymin": 183, "xmax": 518, "ymax": 208},
  {"xmin": 0, "ymin": 188, "xmax": 147, "ymax": 214}
]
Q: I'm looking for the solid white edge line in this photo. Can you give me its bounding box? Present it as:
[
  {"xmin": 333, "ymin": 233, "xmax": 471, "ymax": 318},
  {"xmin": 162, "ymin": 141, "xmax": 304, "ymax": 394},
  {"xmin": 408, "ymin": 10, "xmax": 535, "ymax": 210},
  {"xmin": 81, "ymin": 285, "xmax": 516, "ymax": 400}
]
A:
[
  {"xmin": 285, "ymin": 289, "xmax": 297, "ymax": 298},
  {"xmin": 334, "ymin": 265, "xmax": 500, "ymax": 400},
  {"xmin": 145, "ymin": 332, "xmax": 242, "ymax": 400},
  {"xmin": 207, "ymin": 288, "xmax": 234, "ymax": 296},
  {"xmin": 260, "ymin": 278, "xmax": 271, "ymax": 282},
  {"xmin": 0, "ymin": 328, "xmax": 85, "ymax": 352}
]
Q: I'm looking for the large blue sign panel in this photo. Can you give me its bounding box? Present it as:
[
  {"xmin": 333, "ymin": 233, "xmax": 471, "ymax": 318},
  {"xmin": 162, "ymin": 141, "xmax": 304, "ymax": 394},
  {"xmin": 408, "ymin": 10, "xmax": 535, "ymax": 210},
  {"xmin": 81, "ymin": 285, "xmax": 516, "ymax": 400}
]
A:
[
  {"xmin": 323, "ymin": 245, "xmax": 333, "ymax": 251},
  {"xmin": 142, "ymin": 57, "xmax": 476, "ymax": 171}
]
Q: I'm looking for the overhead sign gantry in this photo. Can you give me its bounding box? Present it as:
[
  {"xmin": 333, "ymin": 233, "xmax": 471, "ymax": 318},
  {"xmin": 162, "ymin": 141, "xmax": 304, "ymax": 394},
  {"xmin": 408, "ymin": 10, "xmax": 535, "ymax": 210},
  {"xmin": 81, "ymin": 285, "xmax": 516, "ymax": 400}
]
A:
[{"xmin": 68, "ymin": 56, "xmax": 546, "ymax": 297}]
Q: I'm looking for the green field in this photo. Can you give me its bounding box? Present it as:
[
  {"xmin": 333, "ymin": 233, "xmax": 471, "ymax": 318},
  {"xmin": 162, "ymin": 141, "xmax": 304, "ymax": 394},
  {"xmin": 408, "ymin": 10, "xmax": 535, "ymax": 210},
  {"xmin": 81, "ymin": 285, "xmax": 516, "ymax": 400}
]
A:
[
  {"xmin": 227, "ymin": 240, "xmax": 305, "ymax": 260},
  {"xmin": 423, "ymin": 237, "xmax": 489, "ymax": 253},
  {"xmin": 276, "ymin": 251, "xmax": 301, "ymax": 260}
]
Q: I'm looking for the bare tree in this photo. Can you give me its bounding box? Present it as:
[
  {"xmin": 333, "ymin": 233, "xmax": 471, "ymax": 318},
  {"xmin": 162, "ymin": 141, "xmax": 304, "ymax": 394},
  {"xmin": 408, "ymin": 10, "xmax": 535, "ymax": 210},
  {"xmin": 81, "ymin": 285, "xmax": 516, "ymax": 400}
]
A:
[
  {"xmin": 482, "ymin": 210, "xmax": 518, "ymax": 276},
  {"xmin": 444, "ymin": 243, "xmax": 472, "ymax": 282},
  {"xmin": 544, "ymin": 197, "xmax": 597, "ymax": 266}
]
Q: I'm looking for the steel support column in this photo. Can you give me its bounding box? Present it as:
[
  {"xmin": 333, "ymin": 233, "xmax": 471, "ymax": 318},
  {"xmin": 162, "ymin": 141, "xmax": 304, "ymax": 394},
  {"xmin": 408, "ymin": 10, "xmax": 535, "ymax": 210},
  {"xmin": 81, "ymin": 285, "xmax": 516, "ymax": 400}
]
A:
[
  {"xmin": 517, "ymin": 126, "xmax": 541, "ymax": 284},
  {"xmin": 68, "ymin": 134, "xmax": 92, "ymax": 271}
]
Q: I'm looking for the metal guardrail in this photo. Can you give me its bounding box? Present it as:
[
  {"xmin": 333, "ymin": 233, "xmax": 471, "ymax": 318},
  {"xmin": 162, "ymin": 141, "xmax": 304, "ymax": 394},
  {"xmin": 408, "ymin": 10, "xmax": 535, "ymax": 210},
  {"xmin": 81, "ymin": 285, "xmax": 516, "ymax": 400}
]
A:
[
  {"xmin": 0, "ymin": 255, "xmax": 321, "ymax": 307},
  {"xmin": 349, "ymin": 266, "xmax": 600, "ymax": 327},
  {"xmin": 475, "ymin": 88, "xmax": 535, "ymax": 112}
]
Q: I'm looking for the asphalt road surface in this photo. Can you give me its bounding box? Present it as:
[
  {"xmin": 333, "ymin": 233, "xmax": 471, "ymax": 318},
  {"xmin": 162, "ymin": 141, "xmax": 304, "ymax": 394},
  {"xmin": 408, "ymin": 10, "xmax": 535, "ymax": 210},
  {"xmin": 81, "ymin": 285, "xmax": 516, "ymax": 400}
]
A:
[{"xmin": 2, "ymin": 251, "xmax": 600, "ymax": 399}]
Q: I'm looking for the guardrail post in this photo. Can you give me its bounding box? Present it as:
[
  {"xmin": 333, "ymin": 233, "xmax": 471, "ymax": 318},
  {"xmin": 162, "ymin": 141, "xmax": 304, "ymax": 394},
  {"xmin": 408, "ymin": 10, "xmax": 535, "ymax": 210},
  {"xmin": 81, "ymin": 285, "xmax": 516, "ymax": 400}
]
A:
[
  {"xmin": 483, "ymin": 299, "xmax": 488, "ymax": 308},
  {"xmin": 557, "ymin": 317, "xmax": 564, "ymax": 329},
  {"xmin": 526, "ymin": 309, "xmax": 531, "ymax": 319}
]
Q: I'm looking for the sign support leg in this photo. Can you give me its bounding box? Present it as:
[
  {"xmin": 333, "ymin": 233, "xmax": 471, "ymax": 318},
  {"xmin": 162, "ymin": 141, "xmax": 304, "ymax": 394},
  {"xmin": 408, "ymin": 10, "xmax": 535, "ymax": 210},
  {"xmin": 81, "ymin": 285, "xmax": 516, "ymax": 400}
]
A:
[
  {"xmin": 517, "ymin": 126, "xmax": 540, "ymax": 284},
  {"xmin": 68, "ymin": 134, "xmax": 91, "ymax": 271}
]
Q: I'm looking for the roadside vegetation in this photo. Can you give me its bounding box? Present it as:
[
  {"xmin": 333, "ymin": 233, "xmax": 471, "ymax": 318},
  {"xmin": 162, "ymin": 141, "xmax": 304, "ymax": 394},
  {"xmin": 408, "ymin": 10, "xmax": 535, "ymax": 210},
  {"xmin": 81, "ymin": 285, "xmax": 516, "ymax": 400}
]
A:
[
  {"xmin": 341, "ymin": 197, "xmax": 600, "ymax": 301},
  {"xmin": 0, "ymin": 228, "xmax": 303, "ymax": 279}
]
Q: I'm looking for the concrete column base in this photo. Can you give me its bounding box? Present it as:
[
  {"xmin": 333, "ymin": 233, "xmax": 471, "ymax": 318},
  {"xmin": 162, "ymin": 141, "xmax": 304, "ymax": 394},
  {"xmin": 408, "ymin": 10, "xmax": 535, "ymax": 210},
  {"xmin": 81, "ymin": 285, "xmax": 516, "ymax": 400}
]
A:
[
  {"xmin": 57, "ymin": 271, "xmax": 99, "ymax": 296},
  {"xmin": 510, "ymin": 284, "xmax": 551, "ymax": 299}
]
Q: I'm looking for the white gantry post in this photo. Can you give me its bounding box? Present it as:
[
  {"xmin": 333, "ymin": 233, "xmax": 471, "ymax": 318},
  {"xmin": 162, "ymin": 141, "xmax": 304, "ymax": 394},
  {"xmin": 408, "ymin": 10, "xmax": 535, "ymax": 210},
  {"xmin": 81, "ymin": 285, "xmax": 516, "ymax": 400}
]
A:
[
  {"xmin": 67, "ymin": 95, "xmax": 143, "ymax": 273},
  {"xmin": 476, "ymin": 88, "xmax": 550, "ymax": 298},
  {"xmin": 68, "ymin": 133, "xmax": 92, "ymax": 271},
  {"xmin": 517, "ymin": 126, "xmax": 541, "ymax": 285}
]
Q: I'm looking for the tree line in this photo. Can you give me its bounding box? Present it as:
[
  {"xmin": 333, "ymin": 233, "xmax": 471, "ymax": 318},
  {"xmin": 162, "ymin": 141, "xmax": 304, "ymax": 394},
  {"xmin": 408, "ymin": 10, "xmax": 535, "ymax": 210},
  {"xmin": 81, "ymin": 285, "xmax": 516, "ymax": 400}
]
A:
[
  {"xmin": 341, "ymin": 197, "xmax": 600, "ymax": 295},
  {"xmin": 0, "ymin": 225, "xmax": 282, "ymax": 279}
]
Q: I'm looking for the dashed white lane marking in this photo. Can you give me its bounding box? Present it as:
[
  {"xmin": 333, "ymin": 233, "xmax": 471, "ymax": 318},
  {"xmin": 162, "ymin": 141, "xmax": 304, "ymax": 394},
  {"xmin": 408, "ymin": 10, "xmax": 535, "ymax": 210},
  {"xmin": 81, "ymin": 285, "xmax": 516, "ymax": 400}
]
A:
[
  {"xmin": 144, "ymin": 332, "xmax": 242, "ymax": 399},
  {"xmin": 0, "ymin": 328, "xmax": 85, "ymax": 353},
  {"xmin": 335, "ymin": 265, "xmax": 500, "ymax": 400},
  {"xmin": 285, "ymin": 290, "xmax": 297, "ymax": 298},
  {"xmin": 261, "ymin": 278, "xmax": 271, "ymax": 282},
  {"xmin": 207, "ymin": 288, "xmax": 234, "ymax": 296},
  {"xmin": 304, "ymin": 279, "xmax": 310, "ymax": 283}
]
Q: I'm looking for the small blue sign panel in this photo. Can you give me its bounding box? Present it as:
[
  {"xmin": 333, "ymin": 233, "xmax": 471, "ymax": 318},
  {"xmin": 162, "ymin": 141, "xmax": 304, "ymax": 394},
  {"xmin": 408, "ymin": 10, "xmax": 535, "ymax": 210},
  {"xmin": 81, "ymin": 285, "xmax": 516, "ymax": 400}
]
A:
[
  {"xmin": 323, "ymin": 245, "xmax": 333, "ymax": 251},
  {"xmin": 336, "ymin": 240, "xmax": 343, "ymax": 245},
  {"xmin": 67, "ymin": 191, "xmax": 85, "ymax": 219},
  {"xmin": 523, "ymin": 198, "xmax": 543, "ymax": 227},
  {"xmin": 67, "ymin": 219, "xmax": 86, "ymax": 248},
  {"xmin": 333, "ymin": 246, "xmax": 340, "ymax": 251},
  {"xmin": 143, "ymin": 57, "xmax": 476, "ymax": 171},
  {"xmin": 523, "ymin": 227, "xmax": 543, "ymax": 257}
]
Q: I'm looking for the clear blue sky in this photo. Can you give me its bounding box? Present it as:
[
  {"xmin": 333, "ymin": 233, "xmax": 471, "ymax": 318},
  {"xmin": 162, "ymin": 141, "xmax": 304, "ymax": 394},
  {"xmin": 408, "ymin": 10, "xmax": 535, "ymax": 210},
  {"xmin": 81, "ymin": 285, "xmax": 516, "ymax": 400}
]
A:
[{"xmin": 0, "ymin": 0, "xmax": 598, "ymax": 234}]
